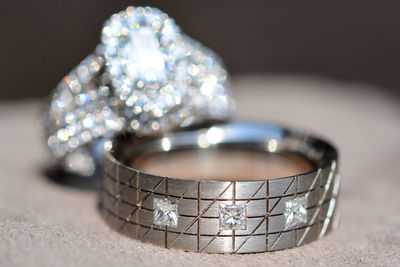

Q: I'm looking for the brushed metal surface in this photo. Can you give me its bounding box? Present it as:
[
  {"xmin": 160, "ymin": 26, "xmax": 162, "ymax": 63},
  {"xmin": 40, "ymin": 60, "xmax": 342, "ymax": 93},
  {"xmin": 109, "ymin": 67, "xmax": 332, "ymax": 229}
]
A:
[{"xmin": 101, "ymin": 122, "xmax": 339, "ymax": 253}]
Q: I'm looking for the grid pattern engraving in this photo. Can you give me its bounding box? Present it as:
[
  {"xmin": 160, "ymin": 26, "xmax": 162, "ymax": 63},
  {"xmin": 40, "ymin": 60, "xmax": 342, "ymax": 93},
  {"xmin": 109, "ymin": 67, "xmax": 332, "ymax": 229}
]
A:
[{"xmin": 101, "ymin": 153, "xmax": 340, "ymax": 254}]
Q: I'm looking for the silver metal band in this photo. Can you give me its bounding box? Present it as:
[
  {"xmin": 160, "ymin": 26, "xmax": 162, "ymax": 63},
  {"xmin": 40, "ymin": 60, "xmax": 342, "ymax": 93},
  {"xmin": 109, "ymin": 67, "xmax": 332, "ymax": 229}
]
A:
[{"xmin": 101, "ymin": 122, "xmax": 340, "ymax": 253}]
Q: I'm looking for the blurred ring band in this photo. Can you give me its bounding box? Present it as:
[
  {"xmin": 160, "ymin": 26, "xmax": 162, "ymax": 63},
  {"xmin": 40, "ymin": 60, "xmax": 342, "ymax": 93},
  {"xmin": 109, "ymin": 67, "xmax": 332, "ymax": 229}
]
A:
[{"xmin": 101, "ymin": 122, "xmax": 340, "ymax": 254}]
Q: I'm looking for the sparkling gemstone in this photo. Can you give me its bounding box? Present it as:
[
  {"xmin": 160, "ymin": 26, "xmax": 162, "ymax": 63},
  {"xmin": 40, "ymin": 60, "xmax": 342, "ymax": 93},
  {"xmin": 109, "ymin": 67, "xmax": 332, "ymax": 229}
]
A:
[
  {"xmin": 44, "ymin": 54, "xmax": 124, "ymax": 175},
  {"xmin": 101, "ymin": 6, "xmax": 232, "ymax": 135},
  {"xmin": 284, "ymin": 196, "xmax": 308, "ymax": 228},
  {"xmin": 44, "ymin": 6, "xmax": 234, "ymax": 176},
  {"xmin": 219, "ymin": 204, "xmax": 247, "ymax": 230},
  {"xmin": 153, "ymin": 198, "xmax": 178, "ymax": 228},
  {"xmin": 126, "ymin": 27, "xmax": 167, "ymax": 82}
]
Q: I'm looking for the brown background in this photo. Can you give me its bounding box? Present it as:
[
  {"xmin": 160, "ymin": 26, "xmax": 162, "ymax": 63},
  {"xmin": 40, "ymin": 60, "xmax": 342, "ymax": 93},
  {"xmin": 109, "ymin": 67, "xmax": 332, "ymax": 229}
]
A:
[{"xmin": 1, "ymin": 0, "xmax": 400, "ymax": 99}]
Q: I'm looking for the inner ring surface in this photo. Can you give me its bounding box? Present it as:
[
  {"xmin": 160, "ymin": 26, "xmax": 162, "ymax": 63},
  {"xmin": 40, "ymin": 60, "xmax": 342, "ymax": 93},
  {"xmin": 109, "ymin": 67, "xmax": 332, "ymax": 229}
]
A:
[
  {"xmin": 131, "ymin": 150, "xmax": 315, "ymax": 180},
  {"xmin": 111, "ymin": 122, "xmax": 337, "ymax": 182}
]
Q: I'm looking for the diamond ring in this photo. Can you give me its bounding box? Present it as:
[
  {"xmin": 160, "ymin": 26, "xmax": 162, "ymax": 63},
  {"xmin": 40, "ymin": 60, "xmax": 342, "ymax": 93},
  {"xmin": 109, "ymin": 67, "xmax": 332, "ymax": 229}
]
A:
[
  {"xmin": 101, "ymin": 122, "xmax": 340, "ymax": 253},
  {"xmin": 43, "ymin": 6, "xmax": 234, "ymax": 176}
]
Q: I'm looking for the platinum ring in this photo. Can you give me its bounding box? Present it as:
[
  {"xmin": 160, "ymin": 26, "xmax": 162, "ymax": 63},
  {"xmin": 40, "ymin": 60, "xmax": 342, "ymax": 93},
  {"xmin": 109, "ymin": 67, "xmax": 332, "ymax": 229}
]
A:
[
  {"xmin": 43, "ymin": 6, "xmax": 234, "ymax": 176},
  {"xmin": 101, "ymin": 122, "xmax": 340, "ymax": 253}
]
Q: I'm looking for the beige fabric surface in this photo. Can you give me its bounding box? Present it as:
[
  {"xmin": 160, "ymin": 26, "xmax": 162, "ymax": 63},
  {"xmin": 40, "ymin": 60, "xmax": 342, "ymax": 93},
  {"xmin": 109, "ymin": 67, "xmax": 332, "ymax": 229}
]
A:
[{"xmin": 0, "ymin": 76, "xmax": 399, "ymax": 266}]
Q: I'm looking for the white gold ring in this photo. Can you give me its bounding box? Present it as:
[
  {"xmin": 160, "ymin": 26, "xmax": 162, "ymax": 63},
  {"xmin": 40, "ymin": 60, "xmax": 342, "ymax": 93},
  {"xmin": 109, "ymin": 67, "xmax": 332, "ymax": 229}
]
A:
[{"xmin": 43, "ymin": 6, "xmax": 234, "ymax": 176}]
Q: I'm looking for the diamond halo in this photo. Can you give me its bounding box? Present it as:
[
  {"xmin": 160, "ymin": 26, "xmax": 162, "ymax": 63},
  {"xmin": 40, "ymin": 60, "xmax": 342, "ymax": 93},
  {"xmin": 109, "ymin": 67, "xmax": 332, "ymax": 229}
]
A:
[{"xmin": 101, "ymin": 6, "xmax": 232, "ymax": 135}]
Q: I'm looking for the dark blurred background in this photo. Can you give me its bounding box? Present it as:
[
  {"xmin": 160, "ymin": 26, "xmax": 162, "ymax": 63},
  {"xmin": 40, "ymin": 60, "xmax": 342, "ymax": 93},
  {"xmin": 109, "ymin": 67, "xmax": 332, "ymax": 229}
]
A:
[{"xmin": 1, "ymin": 0, "xmax": 400, "ymax": 99}]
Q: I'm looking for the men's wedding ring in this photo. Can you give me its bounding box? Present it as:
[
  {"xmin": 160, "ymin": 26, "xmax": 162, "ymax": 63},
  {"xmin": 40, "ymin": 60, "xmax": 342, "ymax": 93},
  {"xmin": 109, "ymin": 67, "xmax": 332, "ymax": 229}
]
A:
[{"xmin": 101, "ymin": 122, "xmax": 340, "ymax": 253}]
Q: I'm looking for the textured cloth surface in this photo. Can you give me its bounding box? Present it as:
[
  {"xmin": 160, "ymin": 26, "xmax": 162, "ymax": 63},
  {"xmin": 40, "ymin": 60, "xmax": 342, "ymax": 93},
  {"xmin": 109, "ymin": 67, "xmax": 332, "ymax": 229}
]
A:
[{"xmin": 0, "ymin": 76, "xmax": 399, "ymax": 266}]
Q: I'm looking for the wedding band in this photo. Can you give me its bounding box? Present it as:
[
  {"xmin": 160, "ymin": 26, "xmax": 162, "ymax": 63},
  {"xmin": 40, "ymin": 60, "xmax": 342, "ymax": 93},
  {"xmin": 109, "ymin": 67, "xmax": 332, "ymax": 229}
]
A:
[
  {"xmin": 43, "ymin": 6, "xmax": 233, "ymax": 176},
  {"xmin": 101, "ymin": 122, "xmax": 340, "ymax": 253}
]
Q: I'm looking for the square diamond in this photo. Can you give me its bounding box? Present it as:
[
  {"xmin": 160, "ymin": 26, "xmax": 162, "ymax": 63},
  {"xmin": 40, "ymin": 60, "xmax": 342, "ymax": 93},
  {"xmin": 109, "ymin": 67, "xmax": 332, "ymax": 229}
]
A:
[
  {"xmin": 284, "ymin": 196, "xmax": 308, "ymax": 228},
  {"xmin": 153, "ymin": 198, "xmax": 178, "ymax": 228},
  {"xmin": 219, "ymin": 204, "xmax": 247, "ymax": 230}
]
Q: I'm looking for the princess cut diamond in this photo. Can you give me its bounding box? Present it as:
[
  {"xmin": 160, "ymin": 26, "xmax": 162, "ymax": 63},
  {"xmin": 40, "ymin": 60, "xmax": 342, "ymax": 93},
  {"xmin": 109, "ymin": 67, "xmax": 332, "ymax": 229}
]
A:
[
  {"xmin": 154, "ymin": 198, "xmax": 178, "ymax": 228},
  {"xmin": 284, "ymin": 196, "xmax": 308, "ymax": 228},
  {"xmin": 219, "ymin": 204, "xmax": 247, "ymax": 230}
]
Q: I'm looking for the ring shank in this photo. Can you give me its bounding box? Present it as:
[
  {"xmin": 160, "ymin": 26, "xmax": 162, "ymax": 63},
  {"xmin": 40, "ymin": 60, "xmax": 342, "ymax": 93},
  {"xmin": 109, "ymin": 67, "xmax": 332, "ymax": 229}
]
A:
[{"xmin": 102, "ymin": 122, "xmax": 340, "ymax": 253}]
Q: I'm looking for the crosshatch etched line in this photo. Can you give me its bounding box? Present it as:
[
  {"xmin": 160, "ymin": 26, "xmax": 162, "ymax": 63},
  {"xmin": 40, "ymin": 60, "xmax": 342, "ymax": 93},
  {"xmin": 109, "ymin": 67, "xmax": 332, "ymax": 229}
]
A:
[
  {"xmin": 165, "ymin": 178, "xmax": 168, "ymax": 248},
  {"xmin": 139, "ymin": 178, "xmax": 197, "ymax": 248},
  {"xmin": 295, "ymin": 175, "xmax": 299, "ymax": 244},
  {"xmin": 119, "ymin": 171, "xmax": 139, "ymax": 199},
  {"xmin": 270, "ymin": 169, "xmax": 321, "ymax": 250},
  {"xmin": 123, "ymin": 177, "xmax": 166, "ymax": 227},
  {"xmin": 332, "ymin": 174, "xmax": 341, "ymax": 198},
  {"xmin": 319, "ymin": 198, "xmax": 336, "ymax": 239},
  {"xmin": 268, "ymin": 226, "xmax": 285, "ymax": 250},
  {"xmin": 235, "ymin": 216, "xmax": 266, "ymax": 253},
  {"xmin": 318, "ymin": 165, "xmax": 338, "ymax": 240},
  {"xmin": 266, "ymin": 180, "xmax": 269, "ymax": 252},
  {"xmin": 176, "ymin": 182, "xmax": 197, "ymax": 202},
  {"xmin": 293, "ymin": 168, "xmax": 322, "ymax": 247},
  {"xmin": 102, "ymin": 188, "xmax": 334, "ymax": 218},
  {"xmin": 104, "ymin": 172, "xmax": 324, "ymax": 201},
  {"xmin": 104, "ymin": 207, "xmax": 330, "ymax": 237},
  {"xmin": 136, "ymin": 171, "xmax": 140, "ymax": 238},
  {"xmin": 269, "ymin": 177, "xmax": 295, "ymax": 214},
  {"xmin": 113, "ymin": 164, "xmax": 120, "ymax": 209},
  {"xmin": 234, "ymin": 180, "xmax": 267, "ymax": 253},
  {"xmin": 296, "ymin": 210, "xmax": 319, "ymax": 246},
  {"xmin": 168, "ymin": 182, "xmax": 233, "ymax": 249},
  {"xmin": 232, "ymin": 181, "xmax": 236, "ymax": 253},
  {"xmin": 319, "ymin": 162, "xmax": 336, "ymax": 206},
  {"xmin": 199, "ymin": 230, "xmax": 222, "ymax": 252},
  {"xmin": 297, "ymin": 163, "xmax": 336, "ymax": 246},
  {"xmin": 197, "ymin": 181, "xmax": 200, "ymax": 252},
  {"xmin": 269, "ymin": 174, "xmax": 309, "ymax": 250},
  {"xmin": 306, "ymin": 168, "xmax": 322, "ymax": 196},
  {"xmin": 319, "ymin": 174, "xmax": 340, "ymax": 239},
  {"xmin": 245, "ymin": 181, "xmax": 266, "ymax": 204},
  {"xmin": 165, "ymin": 178, "xmax": 169, "ymax": 196},
  {"xmin": 141, "ymin": 224, "xmax": 155, "ymax": 240}
]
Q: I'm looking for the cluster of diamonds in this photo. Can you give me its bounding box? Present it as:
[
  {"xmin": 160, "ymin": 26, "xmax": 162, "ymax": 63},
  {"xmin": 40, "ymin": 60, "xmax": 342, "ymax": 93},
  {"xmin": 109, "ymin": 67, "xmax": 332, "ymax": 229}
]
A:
[
  {"xmin": 45, "ymin": 6, "xmax": 233, "ymax": 175},
  {"xmin": 154, "ymin": 197, "xmax": 308, "ymax": 230},
  {"xmin": 45, "ymin": 54, "xmax": 124, "ymax": 175},
  {"xmin": 101, "ymin": 6, "xmax": 232, "ymax": 135}
]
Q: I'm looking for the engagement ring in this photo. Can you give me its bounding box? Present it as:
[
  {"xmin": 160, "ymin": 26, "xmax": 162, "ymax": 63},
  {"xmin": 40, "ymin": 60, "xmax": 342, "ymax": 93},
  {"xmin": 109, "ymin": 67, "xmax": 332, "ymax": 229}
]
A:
[{"xmin": 43, "ymin": 6, "xmax": 234, "ymax": 176}]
